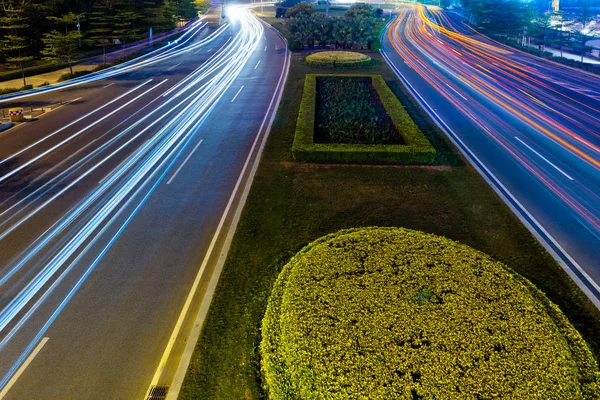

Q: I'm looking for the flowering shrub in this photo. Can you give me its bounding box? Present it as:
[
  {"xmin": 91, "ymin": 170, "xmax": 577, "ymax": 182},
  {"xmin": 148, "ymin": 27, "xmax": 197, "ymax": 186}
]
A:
[{"xmin": 261, "ymin": 227, "xmax": 600, "ymax": 399}]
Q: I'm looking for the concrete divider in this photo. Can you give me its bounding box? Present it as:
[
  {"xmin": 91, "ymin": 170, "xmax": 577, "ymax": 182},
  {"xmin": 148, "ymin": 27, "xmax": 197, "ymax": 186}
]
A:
[{"xmin": 0, "ymin": 122, "xmax": 14, "ymax": 133}]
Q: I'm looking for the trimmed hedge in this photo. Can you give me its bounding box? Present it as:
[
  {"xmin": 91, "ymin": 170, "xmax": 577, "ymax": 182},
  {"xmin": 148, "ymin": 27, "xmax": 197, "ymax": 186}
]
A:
[
  {"xmin": 315, "ymin": 76, "xmax": 403, "ymax": 145},
  {"xmin": 0, "ymin": 85, "xmax": 33, "ymax": 96},
  {"xmin": 306, "ymin": 51, "xmax": 372, "ymax": 67},
  {"xmin": 57, "ymin": 70, "xmax": 94, "ymax": 82},
  {"xmin": 292, "ymin": 74, "xmax": 435, "ymax": 164},
  {"xmin": 261, "ymin": 227, "xmax": 600, "ymax": 400}
]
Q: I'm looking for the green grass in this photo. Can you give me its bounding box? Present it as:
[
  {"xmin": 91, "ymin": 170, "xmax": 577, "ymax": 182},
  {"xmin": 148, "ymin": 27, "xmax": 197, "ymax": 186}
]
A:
[{"xmin": 178, "ymin": 52, "xmax": 600, "ymax": 400}]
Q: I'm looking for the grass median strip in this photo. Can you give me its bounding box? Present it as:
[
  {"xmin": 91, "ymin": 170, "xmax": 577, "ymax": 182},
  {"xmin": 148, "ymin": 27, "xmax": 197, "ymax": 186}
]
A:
[{"xmin": 178, "ymin": 52, "xmax": 600, "ymax": 399}]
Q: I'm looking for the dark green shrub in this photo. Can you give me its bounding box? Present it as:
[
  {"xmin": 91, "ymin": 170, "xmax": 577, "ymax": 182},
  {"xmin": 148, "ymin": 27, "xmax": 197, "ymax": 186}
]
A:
[
  {"xmin": 57, "ymin": 70, "xmax": 93, "ymax": 82},
  {"xmin": 0, "ymin": 85, "xmax": 33, "ymax": 95},
  {"xmin": 261, "ymin": 227, "xmax": 600, "ymax": 400},
  {"xmin": 292, "ymin": 74, "xmax": 436, "ymax": 164},
  {"xmin": 315, "ymin": 76, "xmax": 402, "ymax": 144}
]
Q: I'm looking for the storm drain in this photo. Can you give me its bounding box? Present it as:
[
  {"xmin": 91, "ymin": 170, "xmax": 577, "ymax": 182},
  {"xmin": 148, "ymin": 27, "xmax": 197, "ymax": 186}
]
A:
[{"xmin": 146, "ymin": 385, "xmax": 169, "ymax": 400}]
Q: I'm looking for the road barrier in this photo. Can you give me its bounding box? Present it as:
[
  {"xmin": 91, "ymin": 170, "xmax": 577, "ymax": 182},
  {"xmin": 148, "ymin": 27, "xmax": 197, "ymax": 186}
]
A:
[{"xmin": 8, "ymin": 108, "xmax": 24, "ymax": 123}]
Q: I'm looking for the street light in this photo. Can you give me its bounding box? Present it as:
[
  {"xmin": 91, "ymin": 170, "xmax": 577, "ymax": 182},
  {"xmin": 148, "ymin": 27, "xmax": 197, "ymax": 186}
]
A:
[{"xmin": 77, "ymin": 14, "xmax": 85, "ymax": 48}]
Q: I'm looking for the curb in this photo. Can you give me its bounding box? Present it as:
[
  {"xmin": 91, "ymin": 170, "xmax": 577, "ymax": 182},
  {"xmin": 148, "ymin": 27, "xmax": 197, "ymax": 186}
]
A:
[{"xmin": 0, "ymin": 122, "xmax": 14, "ymax": 133}]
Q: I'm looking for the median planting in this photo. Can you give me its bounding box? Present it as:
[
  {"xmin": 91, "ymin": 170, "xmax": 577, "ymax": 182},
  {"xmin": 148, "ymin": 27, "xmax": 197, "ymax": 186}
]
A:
[
  {"xmin": 262, "ymin": 227, "xmax": 600, "ymax": 399},
  {"xmin": 292, "ymin": 74, "xmax": 435, "ymax": 164},
  {"xmin": 305, "ymin": 51, "xmax": 372, "ymax": 67}
]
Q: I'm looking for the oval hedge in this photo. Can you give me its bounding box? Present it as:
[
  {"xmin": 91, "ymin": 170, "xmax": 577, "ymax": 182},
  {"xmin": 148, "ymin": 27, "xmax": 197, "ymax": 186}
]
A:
[
  {"xmin": 261, "ymin": 227, "xmax": 600, "ymax": 399},
  {"xmin": 306, "ymin": 51, "xmax": 372, "ymax": 67}
]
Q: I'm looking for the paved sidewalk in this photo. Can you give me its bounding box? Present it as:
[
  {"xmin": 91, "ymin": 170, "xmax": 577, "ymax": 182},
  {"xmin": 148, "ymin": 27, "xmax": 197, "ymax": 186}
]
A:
[
  {"xmin": 529, "ymin": 44, "xmax": 600, "ymax": 65},
  {"xmin": 0, "ymin": 64, "xmax": 99, "ymax": 90}
]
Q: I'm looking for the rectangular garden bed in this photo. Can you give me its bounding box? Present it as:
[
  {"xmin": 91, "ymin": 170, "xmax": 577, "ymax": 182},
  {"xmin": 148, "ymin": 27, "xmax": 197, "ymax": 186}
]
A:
[{"xmin": 292, "ymin": 74, "xmax": 436, "ymax": 164}]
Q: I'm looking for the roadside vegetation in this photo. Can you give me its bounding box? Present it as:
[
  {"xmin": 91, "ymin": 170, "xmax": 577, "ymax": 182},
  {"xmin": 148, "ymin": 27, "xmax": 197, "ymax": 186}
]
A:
[
  {"xmin": 456, "ymin": 0, "xmax": 600, "ymax": 73},
  {"xmin": 271, "ymin": 3, "xmax": 386, "ymax": 51},
  {"xmin": 0, "ymin": 0, "xmax": 200, "ymax": 86},
  {"xmin": 305, "ymin": 50, "xmax": 372, "ymax": 67},
  {"xmin": 179, "ymin": 51, "xmax": 600, "ymax": 399},
  {"xmin": 292, "ymin": 74, "xmax": 435, "ymax": 164},
  {"xmin": 262, "ymin": 227, "xmax": 600, "ymax": 399},
  {"xmin": 315, "ymin": 76, "xmax": 401, "ymax": 145}
]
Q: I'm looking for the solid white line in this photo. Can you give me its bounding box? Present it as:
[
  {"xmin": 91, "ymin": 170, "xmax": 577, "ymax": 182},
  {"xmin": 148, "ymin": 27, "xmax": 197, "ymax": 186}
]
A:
[
  {"xmin": 166, "ymin": 139, "xmax": 203, "ymax": 184},
  {"xmin": 42, "ymin": 97, "xmax": 84, "ymax": 115},
  {"xmin": 514, "ymin": 137, "xmax": 575, "ymax": 181},
  {"xmin": 231, "ymin": 85, "xmax": 244, "ymax": 103},
  {"xmin": 102, "ymin": 83, "xmax": 114, "ymax": 89},
  {"xmin": 168, "ymin": 62, "xmax": 183, "ymax": 71},
  {"xmin": 0, "ymin": 337, "xmax": 48, "ymax": 399},
  {"xmin": 445, "ymin": 83, "xmax": 467, "ymax": 101},
  {"xmin": 254, "ymin": 60, "xmax": 261, "ymax": 69}
]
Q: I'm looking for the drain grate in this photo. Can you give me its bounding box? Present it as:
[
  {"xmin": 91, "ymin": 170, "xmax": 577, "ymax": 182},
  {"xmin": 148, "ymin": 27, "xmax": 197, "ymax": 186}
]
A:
[{"xmin": 146, "ymin": 385, "xmax": 169, "ymax": 400}]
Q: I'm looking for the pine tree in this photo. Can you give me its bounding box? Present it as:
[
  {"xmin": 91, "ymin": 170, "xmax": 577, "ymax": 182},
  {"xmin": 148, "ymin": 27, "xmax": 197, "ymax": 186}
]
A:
[
  {"xmin": 113, "ymin": 9, "xmax": 142, "ymax": 45},
  {"xmin": 0, "ymin": 0, "xmax": 35, "ymax": 88},
  {"xmin": 88, "ymin": 1, "xmax": 114, "ymax": 64},
  {"xmin": 41, "ymin": 12, "xmax": 81, "ymax": 76}
]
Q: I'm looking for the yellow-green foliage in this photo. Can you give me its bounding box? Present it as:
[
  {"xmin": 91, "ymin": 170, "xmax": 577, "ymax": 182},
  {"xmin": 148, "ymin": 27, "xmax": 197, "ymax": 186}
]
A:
[
  {"xmin": 306, "ymin": 51, "xmax": 372, "ymax": 67},
  {"xmin": 261, "ymin": 227, "xmax": 600, "ymax": 399}
]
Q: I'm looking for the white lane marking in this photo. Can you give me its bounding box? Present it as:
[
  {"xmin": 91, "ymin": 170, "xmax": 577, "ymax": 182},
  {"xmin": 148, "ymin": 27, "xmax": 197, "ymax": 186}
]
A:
[
  {"xmin": 0, "ymin": 80, "xmax": 152, "ymax": 170},
  {"xmin": 0, "ymin": 80, "xmax": 165, "ymax": 184},
  {"xmin": 194, "ymin": 48, "xmax": 203, "ymax": 54},
  {"xmin": 42, "ymin": 97, "xmax": 83, "ymax": 115},
  {"xmin": 0, "ymin": 337, "xmax": 49, "ymax": 399},
  {"xmin": 264, "ymin": 45, "xmax": 267, "ymax": 51},
  {"xmin": 254, "ymin": 60, "xmax": 261, "ymax": 70},
  {"xmin": 102, "ymin": 83, "xmax": 114, "ymax": 89},
  {"xmin": 166, "ymin": 139, "xmax": 203, "ymax": 185},
  {"xmin": 231, "ymin": 85, "xmax": 244, "ymax": 103},
  {"xmin": 168, "ymin": 62, "xmax": 183, "ymax": 71},
  {"xmin": 445, "ymin": 83, "xmax": 467, "ymax": 100},
  {"xmin": 514, "ymin": 137, "xmax": 575, "ymax": 181}
]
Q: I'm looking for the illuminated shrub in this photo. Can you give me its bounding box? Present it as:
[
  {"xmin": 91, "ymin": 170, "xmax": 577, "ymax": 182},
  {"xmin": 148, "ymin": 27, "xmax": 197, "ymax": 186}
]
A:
[
  {"xmin": 306, "ymin": 51, "xmax": 372, "ymax": 67},
  {"xmin": 261, "ymin": 227, "xmax": 600, "ymax": 399}
]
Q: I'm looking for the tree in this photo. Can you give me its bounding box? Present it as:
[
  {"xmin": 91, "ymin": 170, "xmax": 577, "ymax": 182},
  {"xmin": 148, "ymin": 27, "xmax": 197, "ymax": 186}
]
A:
[
  {"xmin": 0, "ymin": 0, "xmax": 35, "ymax": 87},
  {"xmin": 41, "ymin": 12, "xmax": 81, "ymax": 76},
  {"xmin": 440, "ymin": 0, "xmax": 452, "ymax": 9},
  {"xmin": 572, "ymin": 0, "xmax": 596, "ymax": 62},
  {"xmin": 284, "ymin": 2, "xmax": 314, "ymax": 18},
  {"xmin": 548, "ymin": 11, "xmax": 572, "ymax": 57},
  {"xmin": 88, "ymin": 1, "xmax": 114, "ymax": 64},
  {"xmin": 142, "ymin": 0, "xmax": 176, "ymax": 34},
  {"xmin": 113, "ymin": 9, "xmax": 142, "ymax": 45},
  {"xmin": 472, "ymin": 0, "xmax": 533, "ymax": 37},
  {"xmin": 345, "ymin": 3, "xmax": 374, "ymax": 19},
  {"xmin": 174, "ymin": 0, "xmax": 196, "ymax": 19}
]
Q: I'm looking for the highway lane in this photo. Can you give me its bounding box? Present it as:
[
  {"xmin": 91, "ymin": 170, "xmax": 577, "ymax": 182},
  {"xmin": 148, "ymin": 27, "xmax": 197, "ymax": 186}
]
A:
[
  {"xmin": 382, "ymin": 5, "xmax": 600, "ymax": 305},
  {"xmin": 0, "ymin": 5, "xmax": 289, "ymax": 399}
]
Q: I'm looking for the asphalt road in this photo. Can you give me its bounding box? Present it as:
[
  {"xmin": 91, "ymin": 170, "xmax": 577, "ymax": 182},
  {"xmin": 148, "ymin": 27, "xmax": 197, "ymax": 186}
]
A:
[
  {"xmin": 382, "ymin": 5, "xmax": 600, "ymax": 306},
  {"xmin": 0, "ymin": 6, "xmax": 288, "ymax": 400}
]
